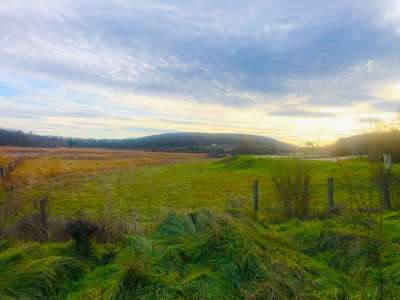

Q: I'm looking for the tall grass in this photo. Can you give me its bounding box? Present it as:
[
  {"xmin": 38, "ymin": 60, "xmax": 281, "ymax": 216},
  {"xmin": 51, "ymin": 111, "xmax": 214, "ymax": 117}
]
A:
[
  {"xmin": 2, "ymin": 209, "xmax": 400, "ymax": 298},
  {"xmin": 0, "ymin": 255, "xmax": 86, "ymax": 299}
]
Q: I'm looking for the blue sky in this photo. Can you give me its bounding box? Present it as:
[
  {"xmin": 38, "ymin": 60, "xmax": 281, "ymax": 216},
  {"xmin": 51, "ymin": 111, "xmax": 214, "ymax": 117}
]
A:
[{"xmin": 1, "ymin": 0, "xmax": 400, "ymax": 144}]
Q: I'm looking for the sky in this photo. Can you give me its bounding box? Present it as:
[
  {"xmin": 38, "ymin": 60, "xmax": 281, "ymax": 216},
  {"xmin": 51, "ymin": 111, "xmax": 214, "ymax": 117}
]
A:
[{"xmin": 1, "ymin": 0, "xmax": 400, "ymax": 145}]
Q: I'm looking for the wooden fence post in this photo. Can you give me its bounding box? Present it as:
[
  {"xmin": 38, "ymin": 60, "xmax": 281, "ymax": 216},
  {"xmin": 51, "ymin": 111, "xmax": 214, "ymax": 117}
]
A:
[
  {"xmin": 0, "ymin": 167, "xmax": 4, "ymax": 179},
  {"xmin": 383, "ymin": 153, "xmax": 392, "ymax": 210},
  {"xmin": 253, "ymin": 180, "xmax": 259, "ymax": 213},
  {"xmin": 382, "ymin": 181, "xmax": 391, "ymax": 210},
  {"xmin": 328, "ymin": 176, "xmax": 334, "ymax": 211},
  {"xmin": 384, "ymin": 153, "xmax": 392, "ymax": 172},
  {"xmin": 39, "ymin": 196, "xmax": 48, "ymax": 236}
]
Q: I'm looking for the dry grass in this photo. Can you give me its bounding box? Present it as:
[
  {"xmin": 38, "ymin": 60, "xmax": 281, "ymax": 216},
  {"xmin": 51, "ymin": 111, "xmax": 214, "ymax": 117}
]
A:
[
  {"xmin": 0, "ymin": 146, "xmax": 205, "ymax": 160},
  {"xmin": 0, "ymin": 147, "xmax": 205, "ymax": 186},
  {"xmin": 0, "ymin": 154, "xmax": 11, "ymax": 166}
]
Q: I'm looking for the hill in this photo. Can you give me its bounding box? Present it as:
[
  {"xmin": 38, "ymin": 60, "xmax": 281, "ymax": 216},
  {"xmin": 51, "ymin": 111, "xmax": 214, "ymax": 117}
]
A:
[
  {"xmin": 127, "ymin": 132, "xmax": 292, "ymax": 153},
  {"xmin": 0, "ymin": 129, "xmax": 293, "ymax": 154}
]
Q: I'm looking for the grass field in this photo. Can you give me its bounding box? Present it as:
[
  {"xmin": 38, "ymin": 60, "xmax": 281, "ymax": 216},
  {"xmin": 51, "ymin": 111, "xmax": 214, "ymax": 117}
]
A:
[
  {"xmin": 1, "ymin": 147, "xmax": 400, "ymax": 299},
  {"xmin": 1, "ymin": 149, "xmax": 398, "ymax": 224},
  {"xmin": 0, "ymin": 147, "xmax": 205, "ymax": 222}
]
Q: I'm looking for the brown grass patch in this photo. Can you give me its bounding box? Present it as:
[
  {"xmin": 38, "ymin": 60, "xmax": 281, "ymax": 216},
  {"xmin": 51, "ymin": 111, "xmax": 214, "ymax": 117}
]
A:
[{"xmin": 0, "ymin": 147, "xmax": 205, "ymax": 186}]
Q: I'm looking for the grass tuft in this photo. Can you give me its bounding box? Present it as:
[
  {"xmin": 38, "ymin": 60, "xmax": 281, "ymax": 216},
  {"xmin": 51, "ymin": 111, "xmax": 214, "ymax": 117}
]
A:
[{"xmin": 0, "ymin": 256, "xmax": 87, "ymax": 299}]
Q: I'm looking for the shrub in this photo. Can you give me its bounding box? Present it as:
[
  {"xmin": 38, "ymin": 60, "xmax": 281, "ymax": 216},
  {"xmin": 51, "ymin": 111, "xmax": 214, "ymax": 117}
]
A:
[
  {"xmin": 270, "ymin": 159, "xmax": 313, "ymax": 219},
  {"xmin": 65, "ymin": 219, "xmax": 98, "ymax": 255}
]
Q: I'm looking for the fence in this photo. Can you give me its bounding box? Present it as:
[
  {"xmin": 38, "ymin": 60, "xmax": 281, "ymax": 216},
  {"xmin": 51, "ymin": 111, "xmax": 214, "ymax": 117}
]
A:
[
  {"xmin": 0, "ymin": 156, "xmax": 26, "ymax": 180},
  {"xmin": 251, "ymin": 173, "xmax": 391, "ymax": 216},
  {"xmin": 251, "ymin": 176, "xmax": 336, "ymax": 215}
]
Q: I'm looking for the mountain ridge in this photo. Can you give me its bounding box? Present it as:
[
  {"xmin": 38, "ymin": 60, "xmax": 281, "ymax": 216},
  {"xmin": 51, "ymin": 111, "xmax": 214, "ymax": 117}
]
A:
[{"xmin": 0, "ymin": 128, "xmax": 293, "ymax": 153}]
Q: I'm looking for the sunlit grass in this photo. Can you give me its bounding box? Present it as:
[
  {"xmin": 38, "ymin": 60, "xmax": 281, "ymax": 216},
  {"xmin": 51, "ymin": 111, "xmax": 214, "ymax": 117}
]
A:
[
  {"xmin": 1, "ymin": 151, "xmax": 400, "ymax": 298},
  {"xmin": 4, "ymin": 155, "xmax": 397, "ymax": 225}
]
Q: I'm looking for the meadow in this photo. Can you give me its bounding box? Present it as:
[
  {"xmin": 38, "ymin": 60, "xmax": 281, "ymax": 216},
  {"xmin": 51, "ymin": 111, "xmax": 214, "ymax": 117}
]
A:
[
  {"xmin": 1, "ymin": 149, "xmax": 397, "ymax": 224},
  {"xmin": 0, "ymin": 147, "xmax": 399, "ymax": 299}
]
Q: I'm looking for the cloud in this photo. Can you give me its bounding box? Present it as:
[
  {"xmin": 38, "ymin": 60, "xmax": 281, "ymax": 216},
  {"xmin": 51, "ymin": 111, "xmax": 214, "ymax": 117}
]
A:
[
  {"xmin": 358, "ymin": 117, "xmax": 385, "ymax": 124},
  {"xmin": 270, "ymin": 109, "xmax": 338, "ymax": 118},
  {"xmin": 1, "ymin": 0, "xmax": 400, "ymax": 144}
]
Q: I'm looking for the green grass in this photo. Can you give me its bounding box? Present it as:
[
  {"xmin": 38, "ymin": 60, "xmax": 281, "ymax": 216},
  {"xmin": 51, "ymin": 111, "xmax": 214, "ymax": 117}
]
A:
[
  {"xmin": 1, "ymin": 209, "xmax": 400, "ymax": 299},
  {"xmin": 1, "ymin": 156, "xmax": 400, "ymax": 299},
  {"xmin": 5, "ymin": 156, "xmax": 398, "ymax": 224},
  {"xmin": 0, "ymin": 242, "xmax": 87, "ymax": 299}
]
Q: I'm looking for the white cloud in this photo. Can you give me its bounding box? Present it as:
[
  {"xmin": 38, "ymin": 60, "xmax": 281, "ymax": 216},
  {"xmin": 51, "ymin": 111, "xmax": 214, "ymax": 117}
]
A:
[{"xmin": 1, "ymin": 0, "xmax": 400, "ymax": 144}]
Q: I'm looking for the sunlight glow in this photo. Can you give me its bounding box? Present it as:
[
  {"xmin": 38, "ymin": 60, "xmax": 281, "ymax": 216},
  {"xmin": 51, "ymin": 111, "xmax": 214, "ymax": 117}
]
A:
[
  {"xmin": 376, "ymin": 82, "xmax": 400, "ymax": 100},
  {"xmin": 1, "ymin": 1, "xmax": 400, "ymax": 145}
]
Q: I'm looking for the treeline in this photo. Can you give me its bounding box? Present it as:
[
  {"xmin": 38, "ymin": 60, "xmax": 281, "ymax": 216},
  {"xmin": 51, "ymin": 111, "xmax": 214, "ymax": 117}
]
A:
[
  {"xmin": 335, "ymin": 130, "xmax": 400, "ymax": 161},
  {"xmin": 0, "ymin": 128, "xmax": 179, "ymax": 150},
  {"xmin": 0, "ymin": 129, "xmax": 118, "ymax": 149},
  {"xmin": 3, "ymin": 128, "xmax": 400, "ymax": 158}
]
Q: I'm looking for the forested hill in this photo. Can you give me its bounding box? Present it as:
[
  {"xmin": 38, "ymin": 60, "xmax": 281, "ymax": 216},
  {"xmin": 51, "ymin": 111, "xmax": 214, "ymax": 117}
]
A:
[{"xmin": 0, "ymin": 129, "xmax": 293, "ymax": 154}]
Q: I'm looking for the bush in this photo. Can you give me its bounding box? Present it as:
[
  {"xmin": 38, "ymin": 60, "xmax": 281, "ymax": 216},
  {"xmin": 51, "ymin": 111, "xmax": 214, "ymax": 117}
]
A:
[
  {"xmin": 65, "ymin": 219, "xmax": 98, "ymax": 255},
  {"xmin": 270, "ymin": 159, "xmax": 313, "ymax": 219}
]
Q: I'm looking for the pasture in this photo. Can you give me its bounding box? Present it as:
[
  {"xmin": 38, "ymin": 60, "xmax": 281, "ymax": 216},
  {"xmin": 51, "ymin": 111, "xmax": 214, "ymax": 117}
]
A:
[
  {"xmin": 1, "ymin": 147, "xmax": 400, "ymax": 299},
  {"xmin": 0, "ymin": 148, "xmax": 398, "ymax": 225}
]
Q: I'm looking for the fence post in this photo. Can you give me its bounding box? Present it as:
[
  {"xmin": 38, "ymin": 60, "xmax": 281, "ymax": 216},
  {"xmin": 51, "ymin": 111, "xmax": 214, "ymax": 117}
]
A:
[
  {"xmin": 327, "ymin": 176, "xmax": 334, "ymax": 212},
  {"xmin": 39, "ymin": 196, "xmax": 48, "ymax": 236},
  {"xmin": 382, "ymin": 181, "xmax": 391, "ymax": 210},
  {"xmin": 0, "ymin": 167, "xmax": 3, "ymax": 179},
  {"xmin": 253, "ymin": 180, "xmax": 259, "ymax": 213},
  {"xmin": 384, "ymin": 153, "xmax": 392, "ymax": 172},
  {"xmin": 382, "ymin": 153, "xmax": 392, "ymax": 210}
]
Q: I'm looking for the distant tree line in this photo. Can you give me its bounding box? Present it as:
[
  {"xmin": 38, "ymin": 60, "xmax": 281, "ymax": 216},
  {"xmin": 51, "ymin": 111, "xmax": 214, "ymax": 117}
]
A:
[
  {"xmin": 0, "ymin": 129, "xmax": 113, "ymax": 148},
  {"xmin": 0, "ymin": 128, "xmax": 166, "ymax": 149},
  {"xmin": 0, "ymin": 129, "xmax": 67, "ymax": 148},
  {"xmin": 335, "ymin": 130, "xmax": 400, "ymax": 162}
]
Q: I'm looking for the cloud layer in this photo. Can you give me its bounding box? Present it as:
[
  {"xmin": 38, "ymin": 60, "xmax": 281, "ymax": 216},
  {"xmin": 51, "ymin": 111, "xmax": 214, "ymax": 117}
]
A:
[{"xmin": 1, "ymin": 0, "xmax": 400, "ymax": 144}]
